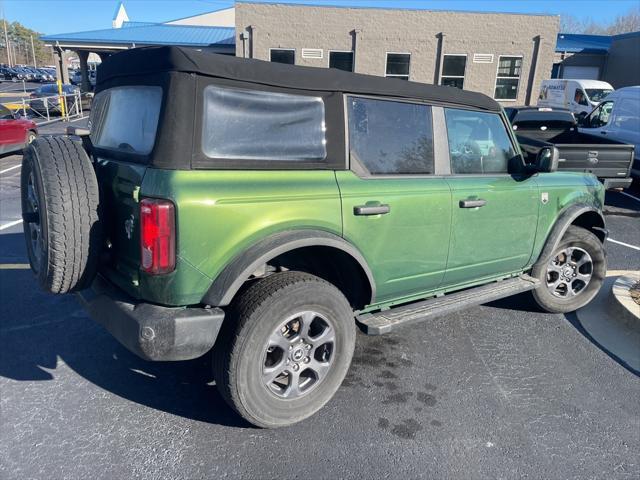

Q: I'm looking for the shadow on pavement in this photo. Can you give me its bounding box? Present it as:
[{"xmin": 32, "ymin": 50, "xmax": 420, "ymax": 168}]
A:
[{"xmin": 0, "ymin": 232, "xmax": 251, "ymax": 429}]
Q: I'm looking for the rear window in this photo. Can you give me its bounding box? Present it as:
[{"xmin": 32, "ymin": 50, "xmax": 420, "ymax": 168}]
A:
[
  {"xmin": 90, "ymin": 86, "xmax": 162, "ymax": 155},
  {"xmin": 201, "ymin": 86, "xmax": 326, "ymax": 161}
]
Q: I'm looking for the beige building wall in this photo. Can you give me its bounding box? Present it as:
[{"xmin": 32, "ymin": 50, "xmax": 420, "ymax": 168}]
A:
[{"xmin": 235, "ymin": 2, "xmax": 559, "ymax": 105}]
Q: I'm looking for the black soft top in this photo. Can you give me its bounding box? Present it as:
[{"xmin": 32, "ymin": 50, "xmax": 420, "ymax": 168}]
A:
[{"xmin": 97, "ymin": 46, "xmax": 500, "ymax": 112}]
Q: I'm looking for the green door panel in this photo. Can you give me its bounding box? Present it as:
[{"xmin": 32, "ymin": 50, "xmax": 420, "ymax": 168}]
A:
[
  {"xmin": 442, "ymin": 175, "xmax": 539, "ymax": 286},
  {"xmin": 336, "ymin": 170, "xmax": 452, "ymax": 303},
  {"xmin": 139, "ymin": 169, "xmax": 343, "ymax": 305}
]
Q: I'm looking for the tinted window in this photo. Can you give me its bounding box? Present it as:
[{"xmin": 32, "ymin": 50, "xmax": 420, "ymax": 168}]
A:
[
  {"xmin": 386, "ymin": 53, "xmax": 410, "ymax": 80},
  {"xmin": 445, "ymin": 108, "xmax": 515, "ymax": 174},
  {"xmin": 441, "ymin": 55, "xmax": 466, "ymax": 89},
  {"xmin": 270, "ymin": 49, "xmax": 295, "ymax": 64},
  {"xmin": 202, "ymin": 86, "xmax": 326, "ymax": 161},
  {"xmin": 348, "ymin": 97, "xmax": 434, "ymax": 175},
  {"xmin": 90, "ymin": 86, "xmax": 162, "ymax": 155},
  {"xmin": 329, "ymin": 51, "xmax": 354, "ymax": 72},
  {"xmin": 0, "ymin": 105, "xmax": 12, "ymax": 119}
]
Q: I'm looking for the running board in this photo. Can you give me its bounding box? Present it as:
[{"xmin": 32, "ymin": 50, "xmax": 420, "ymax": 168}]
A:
[{"xmin": 357, "ymin": 275, "xmax": 540, "ymax": 335}]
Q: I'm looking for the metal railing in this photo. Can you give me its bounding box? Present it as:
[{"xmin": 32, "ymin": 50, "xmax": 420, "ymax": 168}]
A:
[{"xmin": 2, "ymin": 91, "xmax": 88, "ymax": 126}]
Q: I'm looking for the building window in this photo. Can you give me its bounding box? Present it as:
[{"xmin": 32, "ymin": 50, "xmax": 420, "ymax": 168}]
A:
[
  {"xmin": 441, "ymin": 55, "xmax": 467, "ymax": 89},
  {"xmin": 385, "ymin": 53, "xmax": 410, "ymax": 80},
  {"xmin": 347, "ymin": 96, "xmax": 434, "ymax": 175},
  {"xmin": 494, "ymin": 56, "xmax": 522, "ymax": 100},
  {"xmin": 270, "ymin": 49, "xmax": 295, "ymax": 65},
  {"xmin": 329, "ymin": 51, "xmax": 354, "ymax": 72}
]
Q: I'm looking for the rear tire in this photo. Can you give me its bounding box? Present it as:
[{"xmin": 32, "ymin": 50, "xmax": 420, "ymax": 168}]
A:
[
  {"xmin": 531, "ymin": 226, "xmax": 606, "ymax": 313},
  {"xmin": 21, "ymin": 136, "xmax": 102, "ymax": 293},
  {"xmin": 213, "ymin": 272, "xmax": 355, "ymax": 428}
]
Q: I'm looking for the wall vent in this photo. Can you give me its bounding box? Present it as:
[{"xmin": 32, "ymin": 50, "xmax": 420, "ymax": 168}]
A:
[
  {"xmin": 473, "ymin": 53, "xmax": 494, "ymax": 63},
  {"xmin": 301, "ymin": 48, "xmax": 323, "ymax": 59}
]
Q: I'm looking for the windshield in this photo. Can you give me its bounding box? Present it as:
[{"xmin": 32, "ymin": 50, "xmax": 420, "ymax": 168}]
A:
[
  {"xmin": 585, "ymin": 89, "xmax": 613, "ymax": 103},
  {"xmin": 90, "ymin": 86, "xmax": 162, "ymax": 155}
]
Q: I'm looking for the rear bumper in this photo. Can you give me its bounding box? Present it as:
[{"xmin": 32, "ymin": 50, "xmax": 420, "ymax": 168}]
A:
[
  {"xmin": 602, "ymin": 177, "xmax": 633, "ymax": 189},
  {"xmin": 76, "ymin": 276, "xmax": 224, "ymax": 361}
]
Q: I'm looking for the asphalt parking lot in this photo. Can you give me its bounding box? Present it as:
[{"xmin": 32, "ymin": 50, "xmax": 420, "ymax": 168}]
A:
[{"xmin": 1, "ymin": 138, "xmax": 639, "ymax": 479}]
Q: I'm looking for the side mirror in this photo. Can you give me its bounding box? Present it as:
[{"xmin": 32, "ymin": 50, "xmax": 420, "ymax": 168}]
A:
[{"xmin": 536, "ymin": 146, "xmax": 560, "ymax": 173}]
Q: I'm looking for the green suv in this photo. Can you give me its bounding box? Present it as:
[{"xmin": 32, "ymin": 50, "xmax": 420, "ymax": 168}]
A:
[{"xmin": 21, "ymin": 47, "xmax": 607, "ymax": 428}]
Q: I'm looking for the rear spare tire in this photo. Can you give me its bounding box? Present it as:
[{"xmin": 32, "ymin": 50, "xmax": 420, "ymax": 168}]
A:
[{"xmin": 21, "ymin": 136, "xmax": 101, "ymax": 293}]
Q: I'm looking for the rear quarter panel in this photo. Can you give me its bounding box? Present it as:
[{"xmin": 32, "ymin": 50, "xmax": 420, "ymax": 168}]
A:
[
  {"xmin": 140, "ymin": 169, "xmax": 343, "ymax": 306},
  {"xmin": 529, "ymin": 171, "xmax": 604, "ymax": 265}
]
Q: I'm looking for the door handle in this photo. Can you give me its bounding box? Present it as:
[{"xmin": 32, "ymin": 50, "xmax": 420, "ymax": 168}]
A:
[
  {"xmin": 600, "ymin": 131, "xmax": 607, "ymax": 135},
  {"xmin": 353, "ymin": 204, "xmax": 390, "ymax": 216},
  {"xmin": 459, "ymin": 199, "xmax": 487, "ymax": 208}
]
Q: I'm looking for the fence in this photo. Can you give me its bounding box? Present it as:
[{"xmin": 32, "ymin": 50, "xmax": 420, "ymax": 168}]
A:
[{"xmin": 2, "ymin": 91, "xmax": 87, "ymax": 126}]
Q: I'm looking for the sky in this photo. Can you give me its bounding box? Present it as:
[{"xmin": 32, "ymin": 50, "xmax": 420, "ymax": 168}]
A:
[{"xmin": 3, "ymin": 0, "xmax": 639, "ymax": 35}]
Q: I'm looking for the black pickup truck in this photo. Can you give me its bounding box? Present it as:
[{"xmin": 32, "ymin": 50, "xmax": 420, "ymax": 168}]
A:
[{"xmin": 506, "ymin": 107, "xmax": 634, "ymax": 189}]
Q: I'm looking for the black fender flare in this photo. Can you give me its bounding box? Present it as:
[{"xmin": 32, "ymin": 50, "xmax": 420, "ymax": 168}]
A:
[
  {"xmin": 202, "ymin": 229, "xmax": 376, "ymax": 307},
  {"xmin": 533, "ymin": 204, "xmax": 607, "ymax": 268}
]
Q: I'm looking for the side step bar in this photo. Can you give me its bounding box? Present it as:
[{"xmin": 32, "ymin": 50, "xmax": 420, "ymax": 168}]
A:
[{"xmin": 357, "ymin": 275, "xmax": 540, "ymax": 335}]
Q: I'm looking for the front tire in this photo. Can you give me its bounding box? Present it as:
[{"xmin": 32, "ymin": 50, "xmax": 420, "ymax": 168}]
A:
[
  {"xmin": 213, "ymin": 272, "xmax": 356, "ymax": 428},
  {"xmin": 531, "ymin": 226, "xmax": 606, "ymax": 313}
]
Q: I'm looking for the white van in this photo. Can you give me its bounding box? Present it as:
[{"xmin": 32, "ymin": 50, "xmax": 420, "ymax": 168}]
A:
[
  {"xmin": 538, "ymin": 79, "xmax": 614, "ymax": 117},
  {"xmin": 579, "ymin": 86, "xmax": 640, "ymax": 179}
]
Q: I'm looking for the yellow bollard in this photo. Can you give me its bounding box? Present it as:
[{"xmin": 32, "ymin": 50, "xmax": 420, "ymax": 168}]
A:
[{"xmin": 57, "ymin": 80, "xmax": 67, "ymax": 120}]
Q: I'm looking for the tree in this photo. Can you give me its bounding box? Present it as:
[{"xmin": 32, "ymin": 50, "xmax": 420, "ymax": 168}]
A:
[
  {"xmin": 1, "ymin": 21, "xmax": 53, "ymax": 66},
  {"xmin": 560, "ymin": 6, "xmax": 640, "ymax": 35}
]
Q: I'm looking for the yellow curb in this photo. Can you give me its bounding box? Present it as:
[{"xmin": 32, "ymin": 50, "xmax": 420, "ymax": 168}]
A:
[
  {"xmin": 0, "ymin": 263, "xmax": 30, "ymax": 269},
  {"xmin": 0, "ymin": 91, "xmax": 29, "ymax": 98}
]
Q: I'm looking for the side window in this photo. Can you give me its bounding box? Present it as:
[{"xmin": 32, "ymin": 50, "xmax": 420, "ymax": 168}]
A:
[
  {"xmin": 0, "ymin": 105, "xmax": 13, "ymax": 119},
  {"xmin": 202, "ymin": 86, "xmax": 326, "ymax": 161},
  {"xmin": 348, "ymin": 97, "xmax": 434, "ymax": 175},
  {"xmin": 445, "ymin": 108, "xmax": 516, "ymax": 174},
  {"xmin": 587, "ymin": 101, "xmax": 614, "ymax": 128},
  {"xmin": 574, "ymin": 89, "xmax": 588, "ymax": 106}
]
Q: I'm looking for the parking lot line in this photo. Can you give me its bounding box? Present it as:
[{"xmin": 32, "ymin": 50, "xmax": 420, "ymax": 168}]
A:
[
  {"xmin": 608, "ymin": 238, "xmax": 640, "ymax": 252},
  {"xmin": 0, "ymin": 219, "xmax": 22, "ymax": 231},
  {"xmin": 620, "ymin": 191, "xmax": 640, "ymax": 204},
  {"xmin": 0, "ymin": 164, "xmax": 21, "ymax": 175}
]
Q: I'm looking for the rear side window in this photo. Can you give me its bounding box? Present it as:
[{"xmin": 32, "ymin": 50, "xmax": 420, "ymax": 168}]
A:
[
  {"xmin": 348, "ymin": 97, "xmax": 434, "ymax": 175},
  {"xmin": 202, "ymin": 86, "xmax": 326, "ymax": 161},
  {"xmin": 90, "ymin": 86, "xmax": 162, "ymax": 155},
  {"xmin": 445, "ymin": 108, "xmax": 515, "ymax": 174}
]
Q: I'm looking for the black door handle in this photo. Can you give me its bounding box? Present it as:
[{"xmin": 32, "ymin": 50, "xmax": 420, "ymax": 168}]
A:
[
  {"xmin": 459, "ymin": 199, "xmax": 487, "ymax": 208},
  {"xmin": 354, "ymin": 204, "xmax": 390, "ymax": 215},
  {"xmin": 600, "ymin": 131, "xmax": 607, "ymax": 135}
]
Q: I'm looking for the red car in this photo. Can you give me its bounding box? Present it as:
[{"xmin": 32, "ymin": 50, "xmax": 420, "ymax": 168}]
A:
[{"xmin": 0, "ymin": 104, "xmax": 37, "ymax": 155}]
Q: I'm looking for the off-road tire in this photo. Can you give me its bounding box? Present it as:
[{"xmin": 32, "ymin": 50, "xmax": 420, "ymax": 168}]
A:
[
  {"xmin": 21, "ymin": 136, "xmax": 101, "ymax": 293},
  {"xmin": 531, "ymin": 225, "xmax": 606, "ymax": 313},
  {"xmin": 213, "ymin": 271, "xmax": 356, "ymax": 428}
]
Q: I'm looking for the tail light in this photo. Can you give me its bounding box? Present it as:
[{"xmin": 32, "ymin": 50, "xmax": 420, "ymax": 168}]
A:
[{"xmin": 140, "ymin": 198, "xmax": 175, "ymax": 275}]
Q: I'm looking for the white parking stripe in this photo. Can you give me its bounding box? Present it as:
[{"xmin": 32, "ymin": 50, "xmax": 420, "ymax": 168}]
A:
[
  {"xmin": 0, "ymin": 219, "xmax": 22, "ymax": 231},
  {"xmin": 0, "ymin": 164, "xmax": 21, "ymax": 175},
  {"xmin": 620, "ymin": 191, "xmax": 640, "ymax": 204},
  {"xmin": 608, "ymin": 238, "xmax": 640, "ymax": 252}
]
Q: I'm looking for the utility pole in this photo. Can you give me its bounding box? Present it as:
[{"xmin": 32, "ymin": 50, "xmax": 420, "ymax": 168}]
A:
[
  {"xmin": 2, "ymin": 16, "xmax": 11, "ymax": 66},
  {"xmin": 30, "ymin": 35, "xmax": 36, "ymax": 67}
]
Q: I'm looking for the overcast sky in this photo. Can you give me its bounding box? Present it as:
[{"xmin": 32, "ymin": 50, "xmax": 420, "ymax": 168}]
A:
[{"xmin": 3, "ymin": 0, "xmax": 639, "ymax": 35}]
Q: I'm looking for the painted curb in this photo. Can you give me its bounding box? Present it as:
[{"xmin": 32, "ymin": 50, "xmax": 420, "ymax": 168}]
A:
[{"xmin": 612, "ymin": 273, "xmax": 640, "ymax": 326}]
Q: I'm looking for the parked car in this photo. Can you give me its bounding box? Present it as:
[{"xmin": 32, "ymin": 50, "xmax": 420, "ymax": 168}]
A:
[
  {"xmin": 0, "ymin": 104, "xmax": 37, "ymax": 155},
  {"xmin": 538, "ymin": 79, "xmax": 614, "ymax": 117},
  {"xmin": 1, "ymin": 67, "xmax": 27, "ymax": 82},
  {"xmin": 578, "ymin": 86, "xmax": 640, "ymax": 179},
  {"xmin": 70, "ymin": 69, "xmax": 96, "ymax": 87},
  {"xmin": 22, "ymin": 46, "xmax": 609, "ymax": 428},
  {"xmin": 29, "ymin": 84, "xmax": 92, "ymax": 116},
  {"xmin": 507, "ymin": 105, "xmax": 634, "ymax": 189}
]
